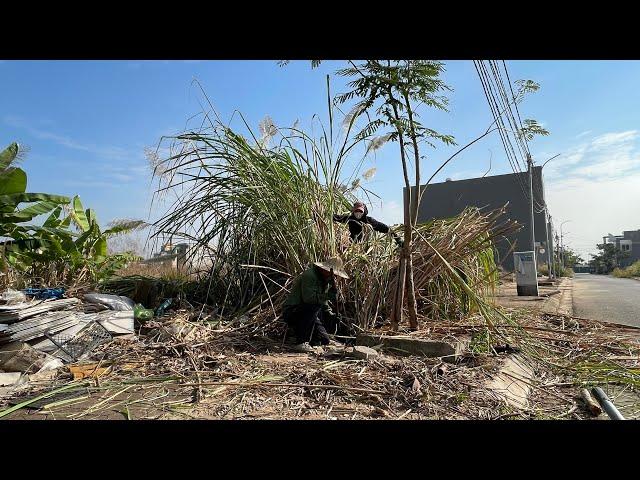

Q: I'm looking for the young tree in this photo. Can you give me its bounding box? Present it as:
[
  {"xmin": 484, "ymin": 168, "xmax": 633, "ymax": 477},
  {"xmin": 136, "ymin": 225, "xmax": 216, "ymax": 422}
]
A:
[
  {"xmin": 589, "ymin": 243, "xmax": 629, "ymax": 274},
  {"xmin": 561, "ymin": 247, "xmax": 584, "ymax": 269},
  {"xmin": 281, "ymin": 60, "xmax": 547, "ymax": 331},
  {"xmin": 331, "ymin": 61, "xmax": 456, "ymax": 330}
]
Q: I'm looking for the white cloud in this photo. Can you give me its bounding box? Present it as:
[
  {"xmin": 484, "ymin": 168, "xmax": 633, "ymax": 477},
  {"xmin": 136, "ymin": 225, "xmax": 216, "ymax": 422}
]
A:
[
  {"xmin": 4, "ymin": 115, "xmax": 139, "ymax": 162},
  {"xmin": 576, "ymin": 130, "xmax": 592, "ymax": 139},
  {"xmin": 542, "ymin": 129, "xmax": 640, "ymax": 259},
  {"xmin": 544, "ymin": 129, "xmax": 640, "ymax": 182},
  {"xmin": 572, "ymin": 156, "xmax": 640, "ymax": 178},
  {"xmin": 590, "ymin": 130, "xmax": 638, "ymax": 149},
  {"xmin": 546, "ymin": 172, "xmax": 640, "ymax": 259}
]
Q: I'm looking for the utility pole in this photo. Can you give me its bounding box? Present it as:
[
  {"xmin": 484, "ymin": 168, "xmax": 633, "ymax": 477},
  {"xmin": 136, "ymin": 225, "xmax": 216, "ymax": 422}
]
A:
[
  {"xmin": 560, "ymin": 220, "xmax": 571, "ymax": 270},
  {"xmin": 554, "ymin": 232, "xmax": 560, "ymax": 277},
  {"xmin": 546, "ymin": 212, "xmax": 553, "ymax": 280},
  {"xmin": 527, "ymin": 154, "xmax": 536, "ymax": 255},
  {"xmin": 538, "ymin": 154, "xmax": 560, "ymax": 281}
]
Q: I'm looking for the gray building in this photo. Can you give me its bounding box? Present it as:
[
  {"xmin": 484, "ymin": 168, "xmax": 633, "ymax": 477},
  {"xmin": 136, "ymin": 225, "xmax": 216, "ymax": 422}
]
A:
[
  {"xmin": 603, "ymin": 230, "xmax": 640, "ymax": 267},
  {"xmin": 407, "ymin": 166, "xmax": 553, "ymax": 271}
]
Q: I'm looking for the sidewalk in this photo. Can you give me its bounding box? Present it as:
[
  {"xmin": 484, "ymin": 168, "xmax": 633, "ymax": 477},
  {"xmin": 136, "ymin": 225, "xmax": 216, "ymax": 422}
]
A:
[{"xmin": 494, "ymin": 276, "xmax": 574, "ymax": 316}]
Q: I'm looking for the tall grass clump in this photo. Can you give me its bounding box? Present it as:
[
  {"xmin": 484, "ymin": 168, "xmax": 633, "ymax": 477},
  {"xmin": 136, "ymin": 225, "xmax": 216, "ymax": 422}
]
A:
[{"xmin": 148, "ymin": 96, "xmax": 517, "ymax": 332}]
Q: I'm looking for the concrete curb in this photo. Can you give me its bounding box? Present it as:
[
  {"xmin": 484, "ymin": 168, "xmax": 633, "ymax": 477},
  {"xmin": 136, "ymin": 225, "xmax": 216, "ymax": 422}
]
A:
[
  {"xmin": 539, "ymin": 277, "xmax": 573, "ymax": 316},
  {"xmin": 485, "ymin": 354, "xmax": 535, "ymax": 410},
  {"xmin": 556, "ymin": 277, "xmax": 574, "ymax": 316}
]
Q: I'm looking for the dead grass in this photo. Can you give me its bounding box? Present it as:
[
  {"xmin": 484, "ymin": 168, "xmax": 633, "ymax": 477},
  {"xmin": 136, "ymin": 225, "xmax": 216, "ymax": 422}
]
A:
[{"xmin": 3, "ymin": 307, "xmax": 638, "ymax": 420}]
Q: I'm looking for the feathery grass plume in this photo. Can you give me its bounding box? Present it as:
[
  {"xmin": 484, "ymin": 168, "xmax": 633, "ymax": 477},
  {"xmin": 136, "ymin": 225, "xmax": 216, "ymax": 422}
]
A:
[
  {"xmin": 258, "ymin": 115, "xmax": 278, "ymax": 148},
  {"xmin": 366, "ymin": 134, "xmax": 392, "ymax": 155},
  {"xmin": 362, "ymin": 167, "xmax": 377, "ymax": 181}
]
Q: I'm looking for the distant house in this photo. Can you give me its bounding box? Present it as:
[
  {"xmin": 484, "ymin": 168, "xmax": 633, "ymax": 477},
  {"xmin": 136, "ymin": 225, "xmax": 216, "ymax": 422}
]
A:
[
  {"xmin": 602, "ymin": 230, "xmax": 640, "ymax": 267},
  {"xmin": 143, "ymin": 242, "xmax": 189, "ymax": 271},
  {"xmin": 407, "ymin": 167, "xmax": 554, "ymax": 271}
]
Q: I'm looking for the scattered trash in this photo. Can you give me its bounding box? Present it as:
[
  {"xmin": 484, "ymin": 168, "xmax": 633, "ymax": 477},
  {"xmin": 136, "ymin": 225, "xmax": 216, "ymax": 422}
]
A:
[
  {"xmin": 69, "ymin": 363, "xmax": 111, "ymax": 380},
  {"xmin": 1, "ymin": 311, "xmax": 81, "ymax": 343},
  {"xmin": 23, "ymin": 288, "xmax": 65, "ymax": 300},
  {"xmin": 155, "ymin": 298, "xmax": 173, "ymax": 317},
  {"xmin": 0, "ymin": 298, "xmax": 81, "ymax": 324},
  {"xmin": 0, "ymin": 372, "xmax": 27, "ymax": 387},
  {"xmin": 45, "ymin": 321, "xmax": 112, "ymax": 362},
  {"xmin": 134, "ymin": 304, "xmax": 154, "ymax": 321},
  {"xmin": 84, "ymin": 293, "xmax": 135, "ymax": 311},
  {"xmin": 493, "ymin": 344, "xmax": 521, "ymax": 354},
  {"xmin": 1, "ymin": 289, "xmax": 27, "ymax": 305},
  {"xmin": 91, "ymin": 310, "xmax": 135, "ymax": 335},
  {"xmin": 591, "ymin": 387, "xmax": 625, "ymax": 420},
  {"xmin": 0, "ymin": 341, "xmax": 64, "ymax": 373}
]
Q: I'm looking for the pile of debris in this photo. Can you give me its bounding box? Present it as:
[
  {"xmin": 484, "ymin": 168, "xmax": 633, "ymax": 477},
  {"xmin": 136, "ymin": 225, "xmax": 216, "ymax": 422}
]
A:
[
  {"xmin": 1, "ymin": 286, "xmax": 639, "ymax": 420},
  {"xmin": 0, "ymin": 289, "xmax": 137, "ymax": 391}
]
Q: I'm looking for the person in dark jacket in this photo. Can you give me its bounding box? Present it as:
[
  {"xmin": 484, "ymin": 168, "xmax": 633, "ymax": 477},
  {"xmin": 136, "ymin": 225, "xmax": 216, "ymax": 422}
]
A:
[
  {"xmin": 282, "ymin": 257, "xmax": 349, "ymax": 352},
  {"xmin": 333, "ymin": 201, "xmax": 403, "ymax": 247}
]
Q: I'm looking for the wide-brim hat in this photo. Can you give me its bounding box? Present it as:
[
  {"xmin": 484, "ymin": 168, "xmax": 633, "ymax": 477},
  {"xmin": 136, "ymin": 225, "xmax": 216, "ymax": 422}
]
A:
[{"xmin": 314, "ymin": 256, "xmax": 349, "ymax": 279}]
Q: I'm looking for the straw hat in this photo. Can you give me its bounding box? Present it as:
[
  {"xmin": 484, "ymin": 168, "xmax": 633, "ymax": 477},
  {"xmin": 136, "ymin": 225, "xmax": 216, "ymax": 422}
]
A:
[{"xmin": 314, "ymin": 256, "xmax": 349, "ymax": 279}]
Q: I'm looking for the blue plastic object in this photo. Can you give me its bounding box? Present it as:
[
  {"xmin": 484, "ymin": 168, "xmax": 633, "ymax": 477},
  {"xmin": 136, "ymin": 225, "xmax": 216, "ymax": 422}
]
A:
[{"xmin": 23, "ymin": 288, "xmax": 65, "ymax": 300}]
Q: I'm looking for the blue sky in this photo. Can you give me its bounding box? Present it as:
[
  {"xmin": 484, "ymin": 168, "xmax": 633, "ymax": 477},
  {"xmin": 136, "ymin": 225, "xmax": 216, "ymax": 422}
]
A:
[{"xmin": 2, "ymin": 60, "xmax": 640, "ymax": 259}]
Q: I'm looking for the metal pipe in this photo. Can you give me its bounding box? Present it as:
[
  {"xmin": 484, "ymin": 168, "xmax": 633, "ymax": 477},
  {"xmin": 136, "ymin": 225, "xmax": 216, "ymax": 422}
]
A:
[{"xmin": 591, "ymin": 387, "xmax": 625, "ymax": 420}]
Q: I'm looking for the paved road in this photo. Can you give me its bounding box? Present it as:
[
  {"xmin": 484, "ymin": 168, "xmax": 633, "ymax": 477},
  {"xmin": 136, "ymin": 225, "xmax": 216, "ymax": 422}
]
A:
[{"xmin": 573, "ymin": 273, "xmax": 640, "ymax": 327}]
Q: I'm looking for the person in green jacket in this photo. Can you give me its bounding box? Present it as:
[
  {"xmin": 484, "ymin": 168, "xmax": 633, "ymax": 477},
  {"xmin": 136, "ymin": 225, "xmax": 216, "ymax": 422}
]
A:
[{"xmin": 283, "ymin": 256, "xmax": 349, "ymax": 352}]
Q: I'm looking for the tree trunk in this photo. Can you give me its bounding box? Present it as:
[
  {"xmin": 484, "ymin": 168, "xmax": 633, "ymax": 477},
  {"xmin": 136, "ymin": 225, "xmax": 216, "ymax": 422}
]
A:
[
  {"xmin": 390, "ymin": 186, "xmax": 410, "ymax": 331},
  {"xmin": 405, "ymin": 170, "xmax": 419, "ymax": 330},
  {"xmin": 405, "ymin": 252, "xmax": 418, "ymax": 330},
  {"xmin": 403, "ymin": 89, "xmax": 421, "ymax": 331}
]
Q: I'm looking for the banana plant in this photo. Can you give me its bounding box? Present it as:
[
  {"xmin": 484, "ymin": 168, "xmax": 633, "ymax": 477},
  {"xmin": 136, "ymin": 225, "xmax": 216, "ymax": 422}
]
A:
[
  {"xmin": 1, "ymin": 142, "xmax": 71, "ymax": 269},
  {"xmin": 68, "ymin": 195, "xmax": 147, "ymax": 261},
  {"xmin": 1, "ymin": 141, "xmax": 148, "ymax": 286},
  {"xmin": 1, "ymin": 142, "xmax": 70, "ymax": 230}
]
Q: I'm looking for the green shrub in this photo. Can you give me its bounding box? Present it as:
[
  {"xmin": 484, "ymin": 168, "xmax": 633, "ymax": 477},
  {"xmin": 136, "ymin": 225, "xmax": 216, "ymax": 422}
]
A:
[{"xmin": 612, "ymin": 261, "xmax": 640, "ymax": 278}]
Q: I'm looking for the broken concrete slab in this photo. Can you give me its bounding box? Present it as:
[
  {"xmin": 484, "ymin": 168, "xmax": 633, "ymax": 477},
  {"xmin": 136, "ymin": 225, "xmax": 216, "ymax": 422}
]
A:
[
  {"xmin": 485, "ymin": 354, "xmax": 534, "ymax": 410},
  {"xmin": 347, "ymin": 345, "xmax": 379, "ymax": 360},
  {"xmin": 356, "ymin": 333, "xmax": 469, "ymax": 363}
]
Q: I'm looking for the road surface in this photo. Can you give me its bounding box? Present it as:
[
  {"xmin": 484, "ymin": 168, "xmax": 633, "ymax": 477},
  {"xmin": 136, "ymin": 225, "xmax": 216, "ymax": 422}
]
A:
[{"xmin": 573, "ymin": 273, "xmax": 640, "ymax": 328}]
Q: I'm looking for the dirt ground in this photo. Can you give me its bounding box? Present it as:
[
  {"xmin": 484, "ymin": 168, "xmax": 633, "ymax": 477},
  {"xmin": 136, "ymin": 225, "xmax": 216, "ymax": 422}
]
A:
[{"xmin": 2, "ymin": 304, "xmax": 638, "ymax": 420}]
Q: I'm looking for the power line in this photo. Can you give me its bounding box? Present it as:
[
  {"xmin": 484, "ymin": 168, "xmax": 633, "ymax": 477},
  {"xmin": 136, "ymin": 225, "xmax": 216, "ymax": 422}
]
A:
[
  {"xmin": 489, "ymin": 61, "xmax": 530, "ymax": 164},
  {"xmin": 502, "ymin": 60, "xmax": 530, "ymax": 157},
  {"xmin": 479, "ymin": 61, "xmax": 526, "ymax": 174},
  {"xmin": 474, "ymin": 61, "xmax": 530, "ymax": 202}
]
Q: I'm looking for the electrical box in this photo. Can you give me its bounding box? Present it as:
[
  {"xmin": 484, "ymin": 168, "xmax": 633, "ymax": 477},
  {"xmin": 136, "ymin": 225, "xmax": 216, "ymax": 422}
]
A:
[{"xmin": 514, "ymin": 251, "xmax": 539, "ymax": 296}]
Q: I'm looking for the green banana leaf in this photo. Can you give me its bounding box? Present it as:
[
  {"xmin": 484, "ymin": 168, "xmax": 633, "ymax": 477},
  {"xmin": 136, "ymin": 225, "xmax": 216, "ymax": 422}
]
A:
[
  {"xmin": 43, "ymin": 206, "xmax": 63, "ymax": 227},
  {"xmin": 71, "ymin": 195, "xmax": 90, "ymax": 232},
  {"xmin": 0, "ymin": 192, "xmax": 70, "ymax": 208},
  {"xmin": 0, "ymin": 142, "xmax": 19, "ymax": 170},
  {"xmin": 0, "ymin": 168, "xmax": 27, "ymax": 197}
]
